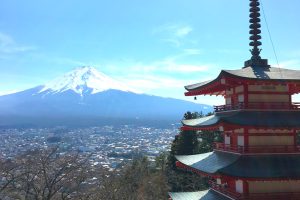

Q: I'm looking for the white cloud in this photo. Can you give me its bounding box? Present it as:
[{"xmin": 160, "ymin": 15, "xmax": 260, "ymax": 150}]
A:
[
  {"xmin": 153, "ymin": 23, "xmax": 194, "ymax": 47},
  {"xmin": 175, "ymin": 26, "xmax": 193, "ymax": 37},
  {"xmin": 116, "ymin": 74, "xmax": 223, "ymax": 105},
  {"xmin": 158, "ymin": 58, "xmax": 210, "ymax": 73},
  {"xmin": 0, "ymin": 89, "xmax": 21, "ymax": 96},
  {"xmin": 0, "ymin": 32, "xmax": 36, "ymax": 54},
  {"xmin": 274, "ymin": 59, "xmax": 300, "ymax": 70},
  {"xmin": 183, "ymin": 48, "xmax": 203, "ymax": 55},
  {"xmin": 172, "ymin": 64, "xmax": 208, "ymax": 72},
  {"xmin": 122, "ymin": 59, "xmax": 211, "ymax": 74},
  {"xmin": 118, "ymin": 75, "xmax": 191, "ymax": 91}
]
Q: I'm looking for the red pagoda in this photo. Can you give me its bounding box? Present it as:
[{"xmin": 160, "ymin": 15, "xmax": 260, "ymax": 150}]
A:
[{"xmin": 169, "ymin": 1, "xmax": 300, "ymax": 200}]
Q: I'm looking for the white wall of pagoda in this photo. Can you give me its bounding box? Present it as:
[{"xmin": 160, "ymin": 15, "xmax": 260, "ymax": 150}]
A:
[
  {"xmin": 249, "ymin": 136, "xmax": 294, "ymax": 146},
  {"xmin": 235, "ymin": 180, "xmax": 244, "ymax": 193},
  {"xmin": 248, "ymin": 129, "xmax": 293, "ymax": 134},
  {"xmin": 248, "ymin": 180, "xmax": 300, "ymax": 193},
  {"xmin": 224, "ymin": 83, "xmax": 292, "ymax": 107},
  {"xmin": 248, "ymin": 84, "xmax": 288, "ymax": 92},
  {"xmin": 248, "ymin": 94, "xmax": 289, "ymax": 103},
  {"xmin": 223, "ymin": 128, "xmax": 296, "ymax": 147}
]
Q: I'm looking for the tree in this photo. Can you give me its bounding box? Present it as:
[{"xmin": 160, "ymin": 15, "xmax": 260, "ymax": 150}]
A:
[
  {"xmin": 167, "ymin": 111, "xmax": 221, "ymax": 192},
  {"xmin": 1, "ymin": 149, "xmax": 170, "ymax": 200},
  {"xmin": 167, "ymin": 111, "xmax": 200, "ymax": 170},
  {"xmin": 0, "ymin": 147, "xmax": 101, "ymax": 200},
  {"xmin": 91, "ymin": 156, "xmax": 169, "ymax": 200}
]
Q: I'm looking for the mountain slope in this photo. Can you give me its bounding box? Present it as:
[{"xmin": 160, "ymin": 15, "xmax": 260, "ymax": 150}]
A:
[
  {"xmin": 0, "ymin": 66, "xmax": 212, "ymax": 127},
  {"xmin": 39, "ymin": 66, "xmax": 137, "ymax": 95}
]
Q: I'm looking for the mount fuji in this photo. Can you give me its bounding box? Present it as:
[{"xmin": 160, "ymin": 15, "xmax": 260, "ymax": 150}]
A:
[{"xmin": 0, "ymin": 66, "xmax": 212, "ymax": 127}]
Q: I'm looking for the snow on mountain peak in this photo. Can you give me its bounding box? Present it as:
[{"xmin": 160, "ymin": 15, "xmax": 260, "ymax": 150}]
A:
[{"xmin": 39, "ymin": 66, "xmax": 137, "ymax": 95}]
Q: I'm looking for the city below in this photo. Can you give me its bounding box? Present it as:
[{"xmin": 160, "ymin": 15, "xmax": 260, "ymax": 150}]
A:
[{"xmin": 0, "ymin": 125, "xmax": 178, "ymax": 170}]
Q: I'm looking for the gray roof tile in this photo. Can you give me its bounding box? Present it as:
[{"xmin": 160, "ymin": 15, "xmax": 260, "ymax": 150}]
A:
[
  {"xmin": 176, "ymin": 152, "xmax": 300, "ymax": 178},
  {"xmin": 169, "ymin": 190, "xmax": 231, "ymax": 200},
  {"xmin": 185, "ymin": 66, "xmax": 300, "ymax": 91},
  {"xmin": 182, "ymin": 111, "xmax": 300, "ymax": 128}
]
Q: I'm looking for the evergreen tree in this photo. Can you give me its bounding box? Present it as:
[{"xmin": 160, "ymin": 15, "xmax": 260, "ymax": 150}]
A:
[
  {"xmin": 167, "ymin": 111, "xmax": 221, "ymax": 192},
  {"xmin": 167, "ymin": 111, "xmax": 200, "ymax": 170}
]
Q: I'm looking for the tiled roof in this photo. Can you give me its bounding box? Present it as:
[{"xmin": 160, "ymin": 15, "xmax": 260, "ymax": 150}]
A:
[
  {"xmin": 182, "ymin": 111, "xmax": 300, "ymax": 129},
  {"xmin": 221, "ymin": 154, "xmax": 300, "ymax": 178},
  {"xmin": 185, "ymin": 80, "xmax": 215, "ymax": 91},
  {"xmin": 224, "ymin": 66, "xmax": 300, "ymax": 80},
  {"xmin": 168, "ymin": 190, "xmax": 231, "ymax": 200},
  {"xmin": 176, "ymin": 152, "xmax": 300, "ymax": 178},
  {"xmin": 185, "ymin": 66, "xmax": 300, "ymax": 91},
  {"xmin": 176, "ymin": 152, "xmax": 239, "ymax": 174}
]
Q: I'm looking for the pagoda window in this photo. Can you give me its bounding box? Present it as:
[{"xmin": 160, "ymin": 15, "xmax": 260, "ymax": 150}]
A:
[
  {"xmin": 235, "ymin": 85, "xmax": 244, "ymax": 93},
  {"xmin": 221, "ymin": 78, "xmax": 226, "ymax": 84},
  {"xmin": 224, "ymin": 134, "xmax": 230, "ymax": 145},
  {"xmin": 238, "ymin": 94, "xmax": 244, "ymax": 103},
  {"xmin": 237, "ymin": 135, "xmax": 244, "ymax": 146},
  {"xmin": 225, "ymin": 97, "xmax": 231, "ymax": 105},
  {"xmin": 235, "ymin": 180, "xmax": 244, "ymax": 193}
]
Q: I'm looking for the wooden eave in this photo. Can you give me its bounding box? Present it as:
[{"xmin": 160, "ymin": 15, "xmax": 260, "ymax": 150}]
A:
[
  {"xmin": 185, "ymin": 70, "xmax": 300, "ymax": 96},
  {"xmin": 181, "ymin": 111, "xmax": 300, "ymax": 131}
]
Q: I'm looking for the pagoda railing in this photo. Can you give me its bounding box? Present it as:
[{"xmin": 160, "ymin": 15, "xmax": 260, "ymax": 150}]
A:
[
  {"xmin": 209, "ymin": 180, "xmax": 242, "ymax": 199},
  {"xmin": 213, "ymin": 142, "xmax": 300, "ymax": 154},
  {"xmin": 209, "ymin": 180, "xmax": 300, "ymax": 200},
  {"xmin": 214, "ymin": 102, "xmax": 300, "ymax": 112}
]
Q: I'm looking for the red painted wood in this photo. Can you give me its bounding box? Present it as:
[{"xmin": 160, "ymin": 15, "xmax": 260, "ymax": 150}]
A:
[
  {"xmin": 182, "ymin": 123, "xmax": 300, "ymax": 132},
  {"xmin": 247, "ymin": 91, "xmax": 290, "ymax": 95},
  {"xmin": 184, "ymin": 73, "xmax": 300, "ymax": 97},
  {"xmin": 213, "ymin": 142, "xmax": 300, "ymax": 154},
  {"xmin": 243, "ymin": 180, "xmax": 249, "ymax": 195}
]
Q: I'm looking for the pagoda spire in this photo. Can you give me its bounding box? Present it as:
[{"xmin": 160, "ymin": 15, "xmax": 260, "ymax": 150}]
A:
[
  {"xmin": 249, "ymin": 0, "xmax": 262, "ymax": 60},
  {"xmin": 244, "ymin": 0, "xmax": 269, "ymax": 68}
]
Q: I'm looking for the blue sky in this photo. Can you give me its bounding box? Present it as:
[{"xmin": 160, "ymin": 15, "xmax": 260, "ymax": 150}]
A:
[{"xmin": 0, "ymin": 0, "xmax": 300, "ymax": 105}]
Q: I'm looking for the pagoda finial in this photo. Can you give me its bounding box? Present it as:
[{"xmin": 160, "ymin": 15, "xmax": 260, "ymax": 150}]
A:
[
  {"xmin": 244, "ymin": 0, "xmax": 269, "ymax": 68},
  {"xmin": 249, "ymin": 0, "xmax": 262, "ymax": 60}
]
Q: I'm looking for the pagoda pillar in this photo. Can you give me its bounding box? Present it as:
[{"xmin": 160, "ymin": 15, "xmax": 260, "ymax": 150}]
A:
[
  {"xmin": 244, "ymin": 128, "xmax": 249, "ymax": 153},
  {"xmin": 244, "ymin": 84, "xmax": 249, "ymax": 108},
  {"xmin": 243, "ymin": 180, "xmax": 249, "ymax": 195}
]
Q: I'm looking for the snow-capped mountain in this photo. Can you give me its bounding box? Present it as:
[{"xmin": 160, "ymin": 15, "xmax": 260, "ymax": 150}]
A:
[
  {"xmin": 0, "ymin": 66, "xmax": 212, "ymax": 127},
  {"xmin": 39, "ymin": 66, "xmax": 138, "ymax": 96}
]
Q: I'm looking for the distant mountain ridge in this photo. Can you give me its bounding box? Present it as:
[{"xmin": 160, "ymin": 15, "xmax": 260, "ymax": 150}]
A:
[{"xmin": 0, "ymin": 66, "xmax": 212, "ymax": 127}]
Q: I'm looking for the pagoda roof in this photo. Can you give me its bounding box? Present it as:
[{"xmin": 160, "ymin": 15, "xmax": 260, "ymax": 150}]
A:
[
  {"xmin": 185, "ymin": 66, "xmax": 300, "ymax": 93},
  {"xmin": 168, "ymin": 190, "xmax": 231, "ymax": 200},
  {"xmin": 176, "ymin": 152, "xmax": 300, "ymax": 179},
  {"xmin": 176, "ymin": 152, "xmax": 239, "ymax": 174},
  {"xmin": 224, "ymin": 66, "xmax": 300, "ymax": 80},
  {"xmin": 222, "ymin": 154, "xmax": 300, "ymax": 178},
  {"xmin": 182, "ymin": 110, "xmax": 300, "ymax": 130}
]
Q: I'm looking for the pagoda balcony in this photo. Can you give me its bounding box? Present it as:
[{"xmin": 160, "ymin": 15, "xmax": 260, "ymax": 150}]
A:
[
  {"xmin": 209, "ymin": 180, "xmax": 300, "ymax": 200},
  {"xmin": 213, "ymin": 142, "xmax": 300, "ymax": 154},
  {"xmin": 209, "ymin": 180, "xmax": 242, "ymax": 199},
  {"xmin": 214, "ymin": 102, "xmax": 300, "ymax": 112}
]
